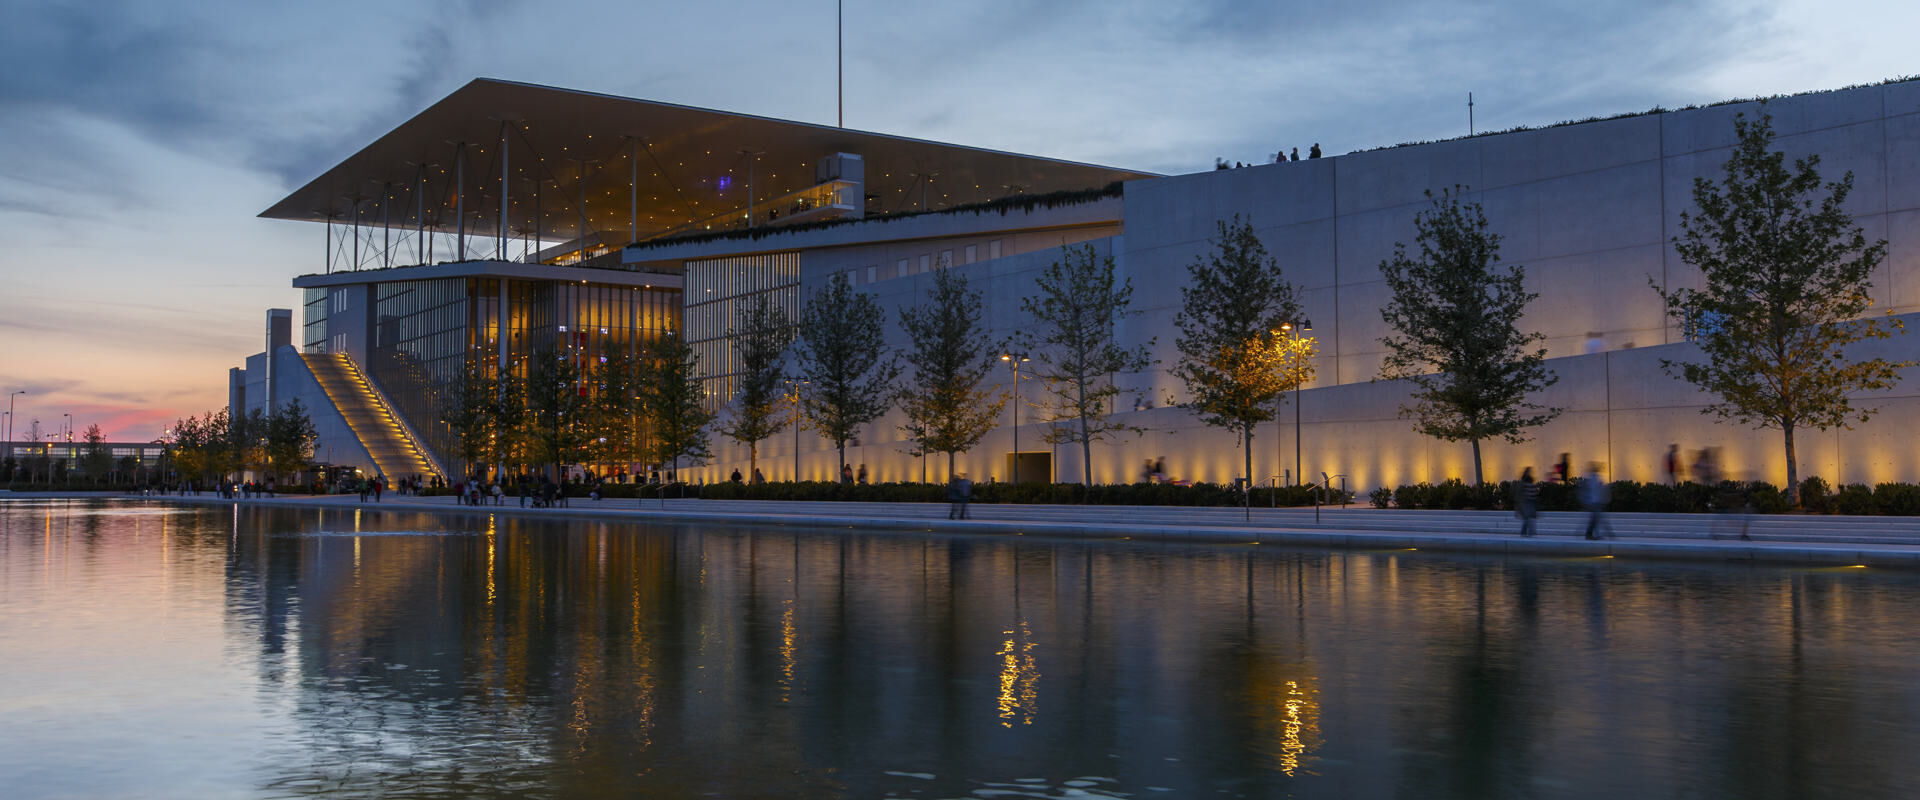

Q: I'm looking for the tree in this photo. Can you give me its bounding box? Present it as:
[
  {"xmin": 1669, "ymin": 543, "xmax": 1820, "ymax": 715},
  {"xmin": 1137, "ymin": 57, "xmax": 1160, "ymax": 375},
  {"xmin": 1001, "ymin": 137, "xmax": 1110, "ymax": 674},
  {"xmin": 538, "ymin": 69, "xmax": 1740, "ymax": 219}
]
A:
[
  {"xmin": 266, "ymin": 399, "xmax": 317, "ymax": 480},
  {"xmin": 1020, "ymin": 244, "xmax": 1156, "ymax": 486},
  {"xmin": 241, "ymin": 408, "xmax": 271, "ymax": 477},
  {"xmin": 717, "ymin": 295, "xmax": 791, "ymax": 480},
  {"xmin": 589, "ymin": 348, "xmax": 645, "ymax": 472},
  {"xmin": 489, "ymin": 367, "xmax": 526, "ymax": 475},
  {"xmin": 637, "ymin": 330, "xmax": 714, "ymax": 478},
  {"xmin": 442, "ymin": 357, "xmax": 496, "ymax": 477},
  {"xmin": 1172, "ymin": 216, "xmax": 1303, "ymax": 489},
  {"xmin": 1654, "ymin": 110, "xmax": 1911, "ymax": 504},
  {"xmin": 795, "ymin": 272, "xmax": 900, "ymax": 478},
  {"xmin": 1378, "ymin": 188, "xmax": 1561, "ymax": 486},
  {"xmin": 897, "ymin": 267, "xmax": 1006, "ymax": 480},
  {"xmin": 223, "ymin": 407, "xmax": 262, "ymax": 482},
  {"xmin": 524, "ymin": 347, "xmax": 588, "ymax": 479},
  {"xmin": 81, "ymin": 424, "xmax": 112, "ymax": 485}
]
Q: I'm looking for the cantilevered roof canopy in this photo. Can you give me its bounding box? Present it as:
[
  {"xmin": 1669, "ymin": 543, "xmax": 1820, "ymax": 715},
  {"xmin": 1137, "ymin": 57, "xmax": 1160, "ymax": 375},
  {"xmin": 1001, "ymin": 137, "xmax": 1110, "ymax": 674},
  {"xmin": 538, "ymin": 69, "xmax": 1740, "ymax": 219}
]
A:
[{"xmin": 261, "ymin": 78, "xmax": 1153, "ymax": 248}]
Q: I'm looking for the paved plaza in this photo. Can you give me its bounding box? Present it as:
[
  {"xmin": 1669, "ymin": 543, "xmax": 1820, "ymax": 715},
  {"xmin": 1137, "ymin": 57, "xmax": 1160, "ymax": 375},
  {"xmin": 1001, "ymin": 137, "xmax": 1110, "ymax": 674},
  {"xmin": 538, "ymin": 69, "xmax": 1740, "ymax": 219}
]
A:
[{"xmin": 33, "ymin": 490, "xmax": 1919, "ymax": 569}]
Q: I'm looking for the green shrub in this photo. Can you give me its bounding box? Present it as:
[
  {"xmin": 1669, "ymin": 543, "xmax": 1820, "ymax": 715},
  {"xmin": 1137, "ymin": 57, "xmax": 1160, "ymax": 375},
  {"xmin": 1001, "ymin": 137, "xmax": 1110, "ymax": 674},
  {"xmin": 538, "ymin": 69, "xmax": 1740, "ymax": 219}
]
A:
[
  {"xmin": 1799, "ymin": 476, "xmax": 1831, "ymax": 513},
  {"xmin": 1747, "ymin": 482, "xmax": 1791, "ymax": 514},
  {"xmin": 1835, "ymin": 484, "xmax": 1876, "ymax": 516},
  {"xmin": 1369, "ymin": 487, "xmax": 1393, "ymax": 508},
  {"xmin": 1874, "ymin": 483, "xmax": 1920, "ymax": 516}
]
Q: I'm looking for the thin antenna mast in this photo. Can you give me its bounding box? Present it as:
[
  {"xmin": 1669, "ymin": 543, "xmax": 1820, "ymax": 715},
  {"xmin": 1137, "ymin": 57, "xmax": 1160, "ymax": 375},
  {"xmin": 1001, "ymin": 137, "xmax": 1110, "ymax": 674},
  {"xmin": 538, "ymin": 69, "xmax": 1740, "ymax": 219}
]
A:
[
  {"xmin": 1468, "ymin": 92, "xmax": 1475, "ymax": 136},
  {"xmin": 837, "ymin": 0, "xmax": 843, "ymax": 127}
]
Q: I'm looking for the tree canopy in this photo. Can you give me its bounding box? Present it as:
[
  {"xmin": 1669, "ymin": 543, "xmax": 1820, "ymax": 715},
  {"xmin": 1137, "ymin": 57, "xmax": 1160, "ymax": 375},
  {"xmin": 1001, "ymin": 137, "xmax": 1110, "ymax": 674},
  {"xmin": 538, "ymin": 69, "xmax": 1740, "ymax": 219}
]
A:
[
  {"xmin": 1172, "ymin": 216, "xmax": 1303, "ymax": 487},
  {"xmin": 1654, "ymin": 109, "xmax": 1911, "ymax": 503},
  {"xmin": 1378, "ymin": 187, "xmax": 1560, "ymax": 486},
  {"xmin": 794, "ymin": 272, "xmax": 899, "ymax": 478},
  {"xmin": 1019, "ymin": 244, "xmax": 1156, "ymax": 486},
  {"xmin": 897, "ymin": 266, "xmax": 1005, "ymax": 480}
]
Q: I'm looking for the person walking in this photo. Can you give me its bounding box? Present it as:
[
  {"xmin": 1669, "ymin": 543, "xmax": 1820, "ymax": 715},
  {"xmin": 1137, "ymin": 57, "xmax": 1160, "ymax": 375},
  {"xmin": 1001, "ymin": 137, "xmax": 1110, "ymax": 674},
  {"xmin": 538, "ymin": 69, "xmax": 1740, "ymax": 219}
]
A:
[
  {"xmin": 947, "ymin": 472, "xmax": 974, "ymax": 520},
  {"xmin": 1664, "ymin": 444, "xmax": 1683, "ymax": 485},
  {"xmin": 1580, "ymin": 463, "xmax": 1613, "ymax": 540},
  {"xmin": 841, "ymin": 464, "xmax": 854, "ymax": 484},
  {"xmin": 1515, "ymin": 467, "xmax": 1540, "ymax": 537}
]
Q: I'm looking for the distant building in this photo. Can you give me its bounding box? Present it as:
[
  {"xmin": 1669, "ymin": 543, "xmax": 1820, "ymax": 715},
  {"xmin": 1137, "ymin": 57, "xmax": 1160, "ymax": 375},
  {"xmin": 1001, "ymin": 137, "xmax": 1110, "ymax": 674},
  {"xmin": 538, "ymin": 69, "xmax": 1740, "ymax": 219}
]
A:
[{"xmin": 229, "ymin": 77, "xmax": 1920, "ymax": 489}]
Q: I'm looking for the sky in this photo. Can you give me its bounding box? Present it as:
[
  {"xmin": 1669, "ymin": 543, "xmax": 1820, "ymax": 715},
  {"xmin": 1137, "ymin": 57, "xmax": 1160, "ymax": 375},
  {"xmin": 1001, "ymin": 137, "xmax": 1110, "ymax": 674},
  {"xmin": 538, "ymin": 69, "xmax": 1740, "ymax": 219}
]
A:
[{"xmin": 1, "ymin": 0, "xmax": 1915, "ymax": 442}]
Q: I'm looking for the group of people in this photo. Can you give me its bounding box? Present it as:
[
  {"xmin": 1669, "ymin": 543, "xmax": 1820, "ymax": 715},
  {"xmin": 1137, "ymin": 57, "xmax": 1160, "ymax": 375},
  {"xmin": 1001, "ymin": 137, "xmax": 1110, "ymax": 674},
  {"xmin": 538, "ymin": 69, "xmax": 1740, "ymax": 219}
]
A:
[
  {"xmin": 1140, "ymin": 457, "xmax": 1187, "ymax": 486},
  {"xmin": 1214, "ymin": 144, "xmax": 1324, "ymax": 171},
  {"xmin": 1513, "ymin": 443, "xmax": 1749, "ymax": 540},
  {"xmin": 453, "ymin": 473, "xmax": 569, "ymax": 508},
  {"xmin": 1511, "ymin": 461, "xmax": 1614, "ymax": 540},
  {"xmin": 727, "ymin": 467, "xmax": 768, "ymax": 484},
  {"xmin": 221, "ymin": 479, "xmax": 277, "ymax": 499}
]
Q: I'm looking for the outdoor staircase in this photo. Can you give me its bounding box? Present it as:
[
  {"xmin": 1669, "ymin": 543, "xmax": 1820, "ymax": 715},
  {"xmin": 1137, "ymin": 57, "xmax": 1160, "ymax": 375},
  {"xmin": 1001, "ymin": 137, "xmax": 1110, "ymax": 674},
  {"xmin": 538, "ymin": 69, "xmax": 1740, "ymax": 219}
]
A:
[{"xmin": 303, "ymin": 352, "xmax": 444, "ymax": 482}]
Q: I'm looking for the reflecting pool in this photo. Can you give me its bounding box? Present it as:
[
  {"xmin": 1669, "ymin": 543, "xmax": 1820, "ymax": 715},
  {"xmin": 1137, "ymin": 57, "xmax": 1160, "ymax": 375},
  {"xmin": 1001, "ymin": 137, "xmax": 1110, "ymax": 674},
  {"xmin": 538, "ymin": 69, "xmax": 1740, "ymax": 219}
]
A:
[{"xmin": 2, "ymin": 498, "xmax": 1918, "ymax": 799}]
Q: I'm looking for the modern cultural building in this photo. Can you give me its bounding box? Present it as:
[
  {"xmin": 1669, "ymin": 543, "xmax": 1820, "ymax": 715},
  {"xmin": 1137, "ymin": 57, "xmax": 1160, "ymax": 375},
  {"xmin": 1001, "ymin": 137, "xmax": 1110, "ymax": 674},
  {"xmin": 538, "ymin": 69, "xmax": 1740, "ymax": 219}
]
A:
[{"xmin": 229, "ymin": 77, "xmax": 1920, "ymax": 491}]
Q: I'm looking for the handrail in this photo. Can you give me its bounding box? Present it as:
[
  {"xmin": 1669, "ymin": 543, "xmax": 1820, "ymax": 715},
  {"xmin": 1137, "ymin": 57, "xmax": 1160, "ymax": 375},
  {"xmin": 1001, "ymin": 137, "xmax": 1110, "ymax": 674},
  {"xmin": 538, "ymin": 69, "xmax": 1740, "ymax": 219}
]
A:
[
  {"xmin": 345, "ymin": 356, "xmax": 450, "ymax": 482},
  {"xmin": 639, "ymin": 480, "xmax": 685, "ymax": 509},
  {"xmin": 1322, "ymin": 473, "xmax": 1349, "ymax": 508},
  {"xmin": 1265, "ymin": 476, "xmax": 1289, "ymax": 508}
]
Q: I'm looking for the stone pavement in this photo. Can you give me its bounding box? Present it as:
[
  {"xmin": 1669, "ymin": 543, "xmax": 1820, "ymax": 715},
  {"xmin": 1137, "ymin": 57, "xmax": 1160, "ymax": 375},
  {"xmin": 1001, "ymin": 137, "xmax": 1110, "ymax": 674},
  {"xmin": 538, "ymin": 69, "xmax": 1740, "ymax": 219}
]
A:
[{"xmin": 80, "ymin": 489, "xmax": 1920, "ymax": 570}]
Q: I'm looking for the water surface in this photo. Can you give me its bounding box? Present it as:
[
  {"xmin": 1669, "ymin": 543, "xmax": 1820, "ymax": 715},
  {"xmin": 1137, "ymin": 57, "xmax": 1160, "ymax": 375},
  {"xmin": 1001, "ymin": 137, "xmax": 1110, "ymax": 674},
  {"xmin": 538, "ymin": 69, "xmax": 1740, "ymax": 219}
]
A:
[{"xmin": 2, "ymin": 498, "xmax": 1916, "ymax": 799}]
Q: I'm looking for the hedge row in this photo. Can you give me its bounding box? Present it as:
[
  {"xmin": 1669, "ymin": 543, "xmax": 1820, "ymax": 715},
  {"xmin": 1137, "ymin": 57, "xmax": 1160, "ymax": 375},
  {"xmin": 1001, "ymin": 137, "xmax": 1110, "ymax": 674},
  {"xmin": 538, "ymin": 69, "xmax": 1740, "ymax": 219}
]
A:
[
  {"xmin": 688, "ymin": 480, "xmax": 1345, "ymax": 507},
  {"xmin": 1369, "ymin": 476, "xmax": 1920, "ymax": 515}
]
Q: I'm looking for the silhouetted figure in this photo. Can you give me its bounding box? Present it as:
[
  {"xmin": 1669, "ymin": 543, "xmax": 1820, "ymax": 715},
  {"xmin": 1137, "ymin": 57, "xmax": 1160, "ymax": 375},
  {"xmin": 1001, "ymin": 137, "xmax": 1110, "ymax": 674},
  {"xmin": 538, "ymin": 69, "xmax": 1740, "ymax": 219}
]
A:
[
  {"xmin": 1665, "ymin": 444, "xmax": 1683, "ymax": 485},
  {"xmin": 857, "ymin": 463, "xmax": 869, "ymax": 484},
  {"xmin": 752, "ymin": 468, "xmax": 765, "ymax": 485},
  {"xmin": 947, "ymin": 473, "xmax": 974, "ymax": 520},
  {"xmin": 1515, "ymin": 467, "xmax": 1540, "ymax": 537},
  {"xmin": 1290, "ymin": 147, "xmax": 1300, "ymax": 161},
  {"xmin": 730, "ymin": 468, "xmax": 743, "ymax": 484},
  {"xmin": 1308, "ymin": 143, "xmax": 1322, "ymax": 158},
  {"xmin": 1554, "ymin": 452, "xmax": 1572, "ymax": 485},
  {"xmin": 1581, "ymin": 464, "xmax": 1613, "ymax": 540},
  {"xmin": 841, "ymin": 464, "xmax": 854, "ymax": 484}
]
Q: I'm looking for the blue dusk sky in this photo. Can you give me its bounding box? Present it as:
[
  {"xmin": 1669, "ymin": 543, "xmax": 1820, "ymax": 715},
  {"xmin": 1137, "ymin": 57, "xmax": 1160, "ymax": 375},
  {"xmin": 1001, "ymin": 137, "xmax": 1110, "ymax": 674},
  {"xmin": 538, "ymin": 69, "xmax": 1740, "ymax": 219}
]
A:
[{"xmin": 0, "ymin": 0, "xmax": 1914, "ymax": 441}]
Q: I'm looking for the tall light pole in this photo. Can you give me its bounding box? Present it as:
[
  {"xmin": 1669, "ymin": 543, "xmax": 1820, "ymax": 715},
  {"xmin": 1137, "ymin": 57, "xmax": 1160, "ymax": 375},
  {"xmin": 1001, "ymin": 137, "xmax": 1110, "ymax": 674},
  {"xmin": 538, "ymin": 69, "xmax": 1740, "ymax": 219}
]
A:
[
  {"xmin": 785, "ymin": 378, "xmax": 808, "ymax": 481},
  {"xmin": 1000, "ymin": 352, "xmax": 1029, "ymax": 483},
  {"xmin": 5, "ymin": 389, "xmax": 22, "ymax": 449},
  {"xmin": 1279, "ymin": 319, "xmax": 1312, "ymax": 487}
]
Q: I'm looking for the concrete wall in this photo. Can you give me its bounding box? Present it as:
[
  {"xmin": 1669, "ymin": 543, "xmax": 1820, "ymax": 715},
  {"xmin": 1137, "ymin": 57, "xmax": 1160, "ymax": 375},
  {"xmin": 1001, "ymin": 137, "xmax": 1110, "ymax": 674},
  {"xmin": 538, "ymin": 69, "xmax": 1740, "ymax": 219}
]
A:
[
  {"xmin": 692, "ymin": 80, "xmax": 1920, "ymax": 491},
  {"xmin": 269, "ymin": 346, "xmax": 377, "ymax": 474},
  {"xmin": 1121, "ymin": 79, "xmax": 1920, "ymax": 394}
]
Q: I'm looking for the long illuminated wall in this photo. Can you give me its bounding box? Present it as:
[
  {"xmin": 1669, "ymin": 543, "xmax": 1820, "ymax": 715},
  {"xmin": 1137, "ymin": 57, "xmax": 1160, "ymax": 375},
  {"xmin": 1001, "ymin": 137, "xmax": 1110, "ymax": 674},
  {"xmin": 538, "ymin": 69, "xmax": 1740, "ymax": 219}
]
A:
[{"xmin": 692, "ymin": 80, "xmax": 1920, "ymax": 489}]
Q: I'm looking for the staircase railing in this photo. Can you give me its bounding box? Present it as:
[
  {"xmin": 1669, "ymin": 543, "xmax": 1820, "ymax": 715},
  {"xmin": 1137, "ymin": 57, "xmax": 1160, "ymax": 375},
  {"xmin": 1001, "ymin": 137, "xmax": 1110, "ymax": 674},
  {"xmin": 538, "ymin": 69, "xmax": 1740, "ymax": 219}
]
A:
[{"xmin": 338, "ymin": 355, "xmax": 449, "ymax": 483}]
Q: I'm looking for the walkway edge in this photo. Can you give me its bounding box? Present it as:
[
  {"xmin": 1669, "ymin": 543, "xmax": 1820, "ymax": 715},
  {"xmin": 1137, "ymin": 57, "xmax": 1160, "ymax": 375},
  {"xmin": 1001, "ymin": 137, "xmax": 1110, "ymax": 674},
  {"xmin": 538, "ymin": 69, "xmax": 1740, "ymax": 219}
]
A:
[{"xmin": 112, "ymin": 494, "xmax": 1920, "ymax": 570}]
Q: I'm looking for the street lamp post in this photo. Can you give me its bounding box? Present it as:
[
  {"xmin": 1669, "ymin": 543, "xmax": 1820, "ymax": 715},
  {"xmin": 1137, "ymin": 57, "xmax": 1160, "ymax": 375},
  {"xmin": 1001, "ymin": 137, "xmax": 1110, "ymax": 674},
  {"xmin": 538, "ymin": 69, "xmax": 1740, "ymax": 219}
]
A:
[
  {"xmin": 1279, "ymin": 319, "xmax": 1312, "ymax": 487},
  {"xmin": 1000, "ymin": 353, "xmax": 1029, "ymax": 484},
  {"xmin": 785, "ymin": 378, "xmax": 808, "ymax": 481},
  {"xmin": 6, "ymin": 390, "xmax": 22, "ymax": 456}
]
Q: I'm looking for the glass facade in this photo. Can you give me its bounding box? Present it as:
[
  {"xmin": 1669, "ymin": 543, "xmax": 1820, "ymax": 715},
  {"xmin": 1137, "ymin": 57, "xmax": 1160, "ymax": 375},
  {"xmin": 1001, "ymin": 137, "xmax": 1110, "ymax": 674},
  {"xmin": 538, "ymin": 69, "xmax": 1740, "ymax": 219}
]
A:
[
  {"xmin": 365, "ymin": 276, "xmax": 680, "ymax": 471},
  {"xmin": 684, "ymin": 251, "xmax": 800, "ymax": 407},
  {"xmin": 302, "ymin": 288, "xmax": 327, "ymax": 352}
]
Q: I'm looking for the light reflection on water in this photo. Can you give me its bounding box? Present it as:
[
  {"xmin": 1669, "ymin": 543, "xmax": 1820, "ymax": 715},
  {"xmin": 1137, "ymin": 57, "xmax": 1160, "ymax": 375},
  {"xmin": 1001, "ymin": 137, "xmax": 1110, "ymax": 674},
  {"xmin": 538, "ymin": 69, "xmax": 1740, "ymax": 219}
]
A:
[{"xmin": 2, "ymin": 499, "xmax": 1919, "ymax": 799}]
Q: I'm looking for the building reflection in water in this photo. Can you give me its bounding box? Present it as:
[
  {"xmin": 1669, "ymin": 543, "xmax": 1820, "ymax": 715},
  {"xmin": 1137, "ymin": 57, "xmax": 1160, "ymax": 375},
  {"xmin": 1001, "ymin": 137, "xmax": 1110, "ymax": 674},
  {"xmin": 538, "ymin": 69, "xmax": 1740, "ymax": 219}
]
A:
[{"xmin": 161, "ymin": 505, "xmax": 1920, "ymax": 799}]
